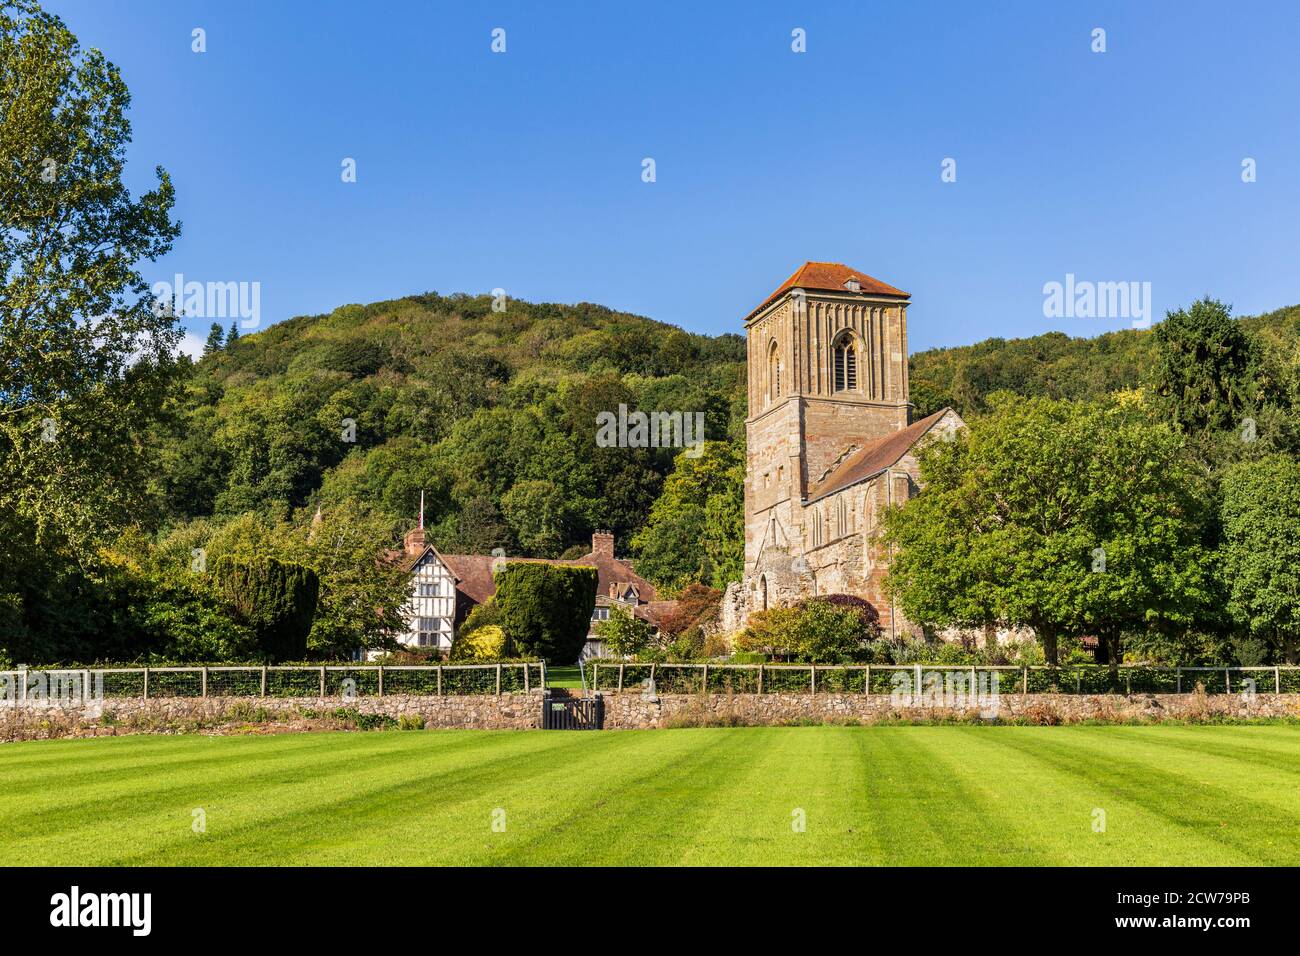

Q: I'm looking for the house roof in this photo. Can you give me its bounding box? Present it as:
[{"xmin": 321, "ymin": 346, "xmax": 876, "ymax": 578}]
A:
[
  {"xmin": 633, "ymin": 600, "xmax": 679, "ymax": 627},
  {"xmin": 744, "ymin": 261, "xmax": 909, "ymax": 324},
  {"xmin": 805, "ymin": 408, "xmax": 954, "ymax": 503},
  {"xmin": 441, "ymin": 544, "xmax": 658, "ymax": 608}
]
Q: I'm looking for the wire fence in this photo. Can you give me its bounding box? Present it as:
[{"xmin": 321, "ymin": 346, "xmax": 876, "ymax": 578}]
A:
[
  {"xmin": 0, "ymin": 663, "xmax": 547, "ymax": 702},
  {"xmin": 582, "ymin": 662, "xmax": 1300, "ymax": 696}
]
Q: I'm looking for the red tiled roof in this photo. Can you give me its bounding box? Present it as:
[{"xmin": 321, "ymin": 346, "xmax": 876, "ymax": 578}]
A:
[
  {"xmin": 744, "ymin": 261, "xmax": 909, "ymax": 323},
  {"xmin": 805, "ymin": 408, "xmax": 952, "ymax": 503},
  {"xmin": 633, "ymin": 600, "xmax": 679, "ymax": 627},
  {"xmin": 440, "ymin": 546, "xmax": 658, "ymax": 609}
]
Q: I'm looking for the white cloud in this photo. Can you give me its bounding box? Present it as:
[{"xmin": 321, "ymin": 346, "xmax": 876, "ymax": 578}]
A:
[{"xmin": 177, "ymin": 331, "xmax": 206, "ymax": 359}]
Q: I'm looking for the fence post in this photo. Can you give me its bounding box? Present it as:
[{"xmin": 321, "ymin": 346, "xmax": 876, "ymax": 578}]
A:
[
  {"xmin": 377, "ymin": 665, "xmax": 384, "ymax": 698},
  {"xmin": 1022, "ymin": 668, "xmax": 1028, "ymax": 695},
  {"xmin": 970, "ymin": 666, "xmax": 977, "ymax": 704},
  {"xmin": 617, "ymin": 663, "xmax": 624, "ymax": 693},
  {"xmin": 810, "ymin": 665, "xmax": 816, "ymax": 695},
  {"xmin": 1225, "ymin": 668, "xmax": 1230, "ymax": 695},
  {"xmin": 436, "ymin": 664, "xmax": 442, "ymax": 696},
  {"xmin": 319, "ymin": 666, "xmax": 326, "ymax": 698},
  {"xmin": 592, "ymin": 663, "xmax": 598, "ymax": 692},
  {"xmin": 20, "ymin": 669, "xmax": 27, "ymax": 703},
  {"xmin": 1176, "ymin": 668, "xmax": 1182, "ymax": 694},
  {"xmin": 702, "ymin": 663, "xmax": 708, "ymax": 693},
  {"xmin": 864, "ymin": 664, "xmax": 870, "ymax": 696},
  {"xmin": 649, "ymin": 662, "xmax": 656, "ymax": 693},
  {"xmin": 261, "ymin": 666, "xmax": 267, "ymax": 697},
  {"xmin": 143, "ymin": 667, "xmax": 149, "ymax": 701},
  {"xmin": 915, "ymin": 664, "xmax": 922, "ymax": 699},
  {"xmin": 496, "ymin": 663, "xmax": 502, "ymax": 696},
  {"xmin": 201, "ymin": 666, "xmax": 208, "ymax": 699},
  {"xmin": 1276, "ymin": 666, "xmax": 1281, "ymax": 695},
  {"xmin": 757, "ymin": 664, "xmax": 763, "ymax": 695},
  {"xmin": 522, "ymin": 663, "xmax": 529, "ymax": 694}
]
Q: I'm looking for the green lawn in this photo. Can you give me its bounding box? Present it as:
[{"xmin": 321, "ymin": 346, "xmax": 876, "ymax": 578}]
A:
[
  {"xmin": 544, "ymin": 665, "xmax": 584, "ymax": 689},
  {"xmin": 3, "ymin": 725, "xmax": 1299, "ymax": 865}
]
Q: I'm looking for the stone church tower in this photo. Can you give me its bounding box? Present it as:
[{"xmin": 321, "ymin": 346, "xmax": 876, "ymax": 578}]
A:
[{"xmin": 730, "ymin": 262, "xmax": 962, "ymax": 638}]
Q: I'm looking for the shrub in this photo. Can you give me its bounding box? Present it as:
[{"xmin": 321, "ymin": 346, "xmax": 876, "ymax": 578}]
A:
[
  {"xmin": 214, "ymin": 556, "xmax": 319, "ymax": 661},
  {"xmin": 796, "ymin": 594, "xmax": 881, "ymax": 641},
  {"xmin": 659, "ymin": 584, "xmax": 723, "ymax": 637},
  {"xmin": 451, "ymin": 624, "xmax": 507, "ymax": 661},
  {"xmin": 666, "ymin": 626, "xmax": 706, "ymax": 661},
  {"xmin": 738, "ymin": 600, "xmax": 877, "ymax": 663},
  {"xmin": 595, "ymin": 605, "xmax": 655, "ymax": 658},
  {"xmin": 493, "ymin": 563, "xmax": 597, "ymax": 664}
]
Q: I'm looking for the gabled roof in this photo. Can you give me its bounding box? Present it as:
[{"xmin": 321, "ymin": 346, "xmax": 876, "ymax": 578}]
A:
[
  {"xmin": 381, "ymin": 543, "xmax": 463, "ymax": 578},
  {"xmin": 805, "ymin": 408, "xmax": 956, "ymax": 503},
  {"xmin": 440, "ymin": 545, "xmax": 658, "ymax": 608},
  {"xmin": 744, "ymin": 261, "xmax": 909, "ymax": 324}
]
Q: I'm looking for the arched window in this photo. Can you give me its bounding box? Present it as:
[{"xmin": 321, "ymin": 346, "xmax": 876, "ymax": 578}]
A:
[
  {"xmin": 758, "ymin": 574, "xmax": 769, "ymax": 611},
  {"xmin": 833, "ymin": 333, "xmax": 858, "ymax": 392},
  {"xmin": 768, "ymin": 340, "xmax": 782, "ymax": 401}
]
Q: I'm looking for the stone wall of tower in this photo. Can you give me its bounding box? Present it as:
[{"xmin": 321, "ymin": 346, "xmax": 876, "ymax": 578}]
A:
[{"xmin": 740, "ymin": 279, "xmax": 924, "ymax": 627}]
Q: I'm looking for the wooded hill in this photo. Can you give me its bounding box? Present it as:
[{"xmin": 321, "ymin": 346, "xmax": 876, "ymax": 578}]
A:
[{"xmin": 910, "ymin": 304, "xmax": 1300, "ymax": 418}]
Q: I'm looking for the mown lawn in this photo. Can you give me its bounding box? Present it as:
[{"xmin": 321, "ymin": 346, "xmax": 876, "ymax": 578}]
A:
[{"xmin": 2, "ymin": 725, "xmax": 1298, "ymax": 865}]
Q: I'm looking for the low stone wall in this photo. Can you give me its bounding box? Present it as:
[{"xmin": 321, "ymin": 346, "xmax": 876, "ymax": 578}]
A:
[
  {"xmin": 2, "ymin": 690, "xmax": 1298, "ymax": 742},
  {"xmin": 0, "ymin": 693, "xmax": 544, "ymax": 741},
  {"xmin": 603, "ymin": 692, "xmax": 1300, "ymax": 728}
]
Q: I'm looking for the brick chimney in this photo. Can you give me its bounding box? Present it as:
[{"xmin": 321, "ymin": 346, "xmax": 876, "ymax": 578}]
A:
[
  {"xmin": 404, "ymin": 527, "xmax": 426, "ymax": 557},
  {"xmin": 592, "ymin": 530, "xmax": 615, "ymax": 557}
]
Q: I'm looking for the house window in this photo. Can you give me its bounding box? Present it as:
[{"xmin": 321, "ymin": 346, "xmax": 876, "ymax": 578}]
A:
[
  {"xmin": 592, "ymin": 607, "xmax": 610, "ymax": 621},
  {"xmin": 833, "ymin": 333, "xmax": 858, "ymax": 392}
]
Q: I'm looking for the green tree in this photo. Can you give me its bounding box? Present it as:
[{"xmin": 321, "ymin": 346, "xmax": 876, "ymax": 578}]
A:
[
  {"xmin": 594, "ymin": 604, "xmax": 655, "ymax": 658},
  {"xmin": 501, "ymin": 479, "xmax": 576, "ymax": 558},
  {"xmin": 883, "ymin": 394, "xmax": 1215, "ymax": 666},
  {"xmin": 203, "ymin": 322, "xmax": 225, "ymax": 354},
  {"xmin": 1220, "ymin": 456, "xmax": 1300, "ymax": 663},
  {"xmin": 632, "ymin": 441, "xmax": 744, "ymax": 595},
  {"xmin": 1, "ymin": 0, "xmax": 182, "ymax": 660},
  {"xmin": 1147, "ymin": 298, "xmax": 1260, "ymax": 449},
  {"xmin": 493, "ymin": 563, "xmax": 596, "ymax": 664},
  {"xmin": 213, "ymin": 556, "xmax": 319, "ymax": 661}
]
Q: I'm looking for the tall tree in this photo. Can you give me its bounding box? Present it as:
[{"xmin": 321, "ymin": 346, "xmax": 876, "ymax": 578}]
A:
[
  {"xmin": 883, "ymin": 394, "xmax": 1215, "ymax": 665},
  {"xmin": 1, "ymin": 0, "xmax": 182, "ymax": 656},
  {"xmin": 203, "ymin": 322, "xmax": 225, "ymax": 354},
  {"xmin": 1220, "ymin": 456, "xmax": 1300, "ymax": 663},
  {"xmin": 1147, "ymin": 298, "xmax": 1260, "ymax": 447},
  {"xmin": 632, "ymin": 441, "xmax": 744, "ymax": 595}
]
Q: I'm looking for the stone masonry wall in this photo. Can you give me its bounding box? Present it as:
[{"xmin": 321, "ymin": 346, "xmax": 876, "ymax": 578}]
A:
[
  {"xmin": 602, "ymin": 692, "xmax": 1300, "ymax": 728},
  {"xmin": 3, "ymin": 691, "xmax": 1299, "ymax": 742}
]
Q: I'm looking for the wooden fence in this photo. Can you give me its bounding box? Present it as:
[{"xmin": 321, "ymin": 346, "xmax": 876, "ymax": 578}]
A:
[
  {"xmin": 582, "ymin": 662, "xmax": 1300, "ymax": 696},
  {"xmin": 0, "ymin": 663, "xmax": 547, "ymax": 701}
]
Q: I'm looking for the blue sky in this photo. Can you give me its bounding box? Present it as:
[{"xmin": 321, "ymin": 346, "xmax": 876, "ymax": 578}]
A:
[{"xmin": 47, "ymin": 0, "xmax": 1300, "ymax": 353}]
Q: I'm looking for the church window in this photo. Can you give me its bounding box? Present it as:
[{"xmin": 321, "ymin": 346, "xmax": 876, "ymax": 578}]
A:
[
  {"xmin": 768, "ymin": 340, "xmax": 782, "ymax": 401},
  {"xmin": 833, "ymin": 333, "xmax": 858, "ymax": 392}
]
